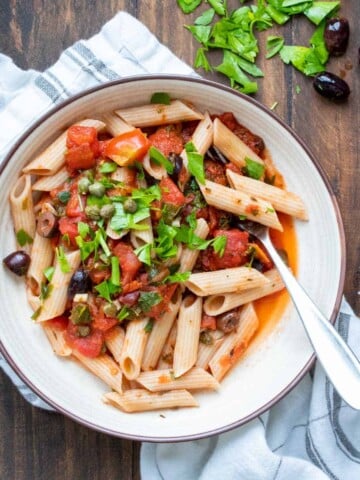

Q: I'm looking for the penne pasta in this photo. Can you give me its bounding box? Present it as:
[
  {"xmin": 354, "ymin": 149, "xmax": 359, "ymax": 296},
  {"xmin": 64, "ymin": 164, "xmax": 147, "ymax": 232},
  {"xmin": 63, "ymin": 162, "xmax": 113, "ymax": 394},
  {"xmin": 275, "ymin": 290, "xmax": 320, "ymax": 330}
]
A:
[
  {"xmin": 130, "ymin": 218, "xmax": 154, "ymax": 249},
  {"xmin": 173, "ymin": 296, "xmax": 202, "ymax": 377},
  {"xmin": 120, "ymin": 318, "xmax": 150, "ymax": 380},
  {"xmin": 105, "ymin": 326, "xmax": 125, "ymax": 365},
  {"xmin": 26, "ymin": 286, "xmax": 41, "ymax": 311},
  {"xmin": 9, "ymin": 174, "xmax": 36, "ymax": 254},
  {"xmin": 186, "ymin": 266, "xmax": 270, "ymax": 297},
  {"xmin": 200, "ymin": 180, "xmax": 283, "ymax": 231},
  {"xmin": 27, "ymin": 233, "xmax": 54, "ymax": 296},
  {"xmin": 103, "ymin": 389, "xmax": 198, "ymax": 413},
  {"xmin": 100, "ymin": 112, "xmax": 134, "ymax": 136},
  {"xmin": 115, "ymin": 100, "xmax": 203, "ymax": 127},
  {"xmin": 142, "ymin": 290, "xmax": 182, "ymax": 371},
  {"xmin": 213, "ymin": 118, "xmax": 264, "ymax": 169},
  {"xmin": 157, "ymin": 323, "xmax": 177, "ymax": 370},
  {"xmin": 23, "ymin": 119, "xmax": 106, "ymax": 175},
  {"xmin": 203, "ymin": 268, "xmax": 285, "ymax": 316},
  {"xmin": 179, "ymin": 218, "xmax": 210, "ymax": 273},
  {"xmin": 32, "ymin": 167, "xmax": 69, "ymax": 191},
  {"xmin": 209, "ymin": 303, "xmax": 259, "ymax": 381},
  {"xmin": 72, "ymin": 351, "xmax": 123, "ymax": 394},
  {"xmin": 227, "ymin": 170, "xmax": 308, "ymax": 220},
  {"xmin": 196, "ymin": 330, "xmax": 225, "ymax": 370},
  {"xmin": 42, "ymin": 324, "xmax": 72, "ymax": 356},
  {"xmin": 137, "ymin": 367, "xmax": 220, "ymax": 392},
  {"xmin": 36, "ymin": 250, "xmax": 81, "ymax": 322},
  {"xmin": 142, "ymin": 152, "xmax": 167, "ymax": 180}
]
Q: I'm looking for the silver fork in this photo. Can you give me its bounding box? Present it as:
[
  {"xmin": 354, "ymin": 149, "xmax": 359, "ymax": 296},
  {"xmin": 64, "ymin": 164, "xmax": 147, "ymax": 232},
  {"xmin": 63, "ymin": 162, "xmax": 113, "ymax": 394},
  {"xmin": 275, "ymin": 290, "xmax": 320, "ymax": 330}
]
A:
[{"xmin": 241, "ymin": 222, "xmax": 360, "ymax": 410}]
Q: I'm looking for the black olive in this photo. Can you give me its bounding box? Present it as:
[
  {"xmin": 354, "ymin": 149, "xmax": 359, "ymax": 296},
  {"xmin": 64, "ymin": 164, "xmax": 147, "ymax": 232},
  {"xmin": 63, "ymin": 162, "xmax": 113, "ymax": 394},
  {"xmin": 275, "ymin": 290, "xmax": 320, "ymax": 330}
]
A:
[
  {"xmin": 168, "ymin": 153, "xmax": 183, "ymax": 184},
  {"xmin": 37, "ymin": 211, "xmax": 59, "ymax": 238},
  {"xmin": 207, "ymin": 147, "xmax": 228, "ymax": 165},
  {"xmin": 324, "ymin": 17, "xmax": 349, "ymax": 56},
  {"xmin": 313, "ymin": 72, "xmax": 350, "ymax": 101},
  {"xmin": 68, "ymin": 269, "xmax": 92, "ymax": 299},
  {"xmin": 217, "ymin": 309, "xmax": 240, "ymax": 333},
  {"xmin": 3, "ymin": 250, "xmax": 31, "ymax": 276}
]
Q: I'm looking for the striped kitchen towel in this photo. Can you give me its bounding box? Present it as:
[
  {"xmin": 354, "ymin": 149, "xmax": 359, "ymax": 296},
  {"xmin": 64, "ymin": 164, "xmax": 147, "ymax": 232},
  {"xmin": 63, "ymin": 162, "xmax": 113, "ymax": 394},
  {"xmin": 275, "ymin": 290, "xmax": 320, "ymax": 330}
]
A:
[{"xmin": 0, "ymin": 11, "xmax": 359, "ymax": 480}]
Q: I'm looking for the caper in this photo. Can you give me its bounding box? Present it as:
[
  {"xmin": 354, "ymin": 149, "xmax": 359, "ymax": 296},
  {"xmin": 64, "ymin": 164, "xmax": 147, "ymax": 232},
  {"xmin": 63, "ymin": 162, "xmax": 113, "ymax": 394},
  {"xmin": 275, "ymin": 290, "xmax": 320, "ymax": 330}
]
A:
[
  {"xmin": 100, "ymin": 203, "xmax": 115, "ymax": 219},
  {"xmin": 78, "ymin": 177, "xmax": 92, "ymax": 194},
  {"xmin": 3, "ymin": 250, "xmax": 31, "ymax": 276},
  {"xmin": 85, "ymin": 205, "xmax": 101, "ymax": 220},
  {"xmin": 70, "ymin": 303, "xmax": 92, "ymax": 325},
  {"xmin": 77, "ymin": 325, "xmax": 90, "ymax": 337},
  {"xmin": 89, "ymin": 182, "xmax": 105, "ymax": 197},
  {"xmin": 103, "ymin": 302, "xmax": 118, "ymax": 317},
  {"xmin": 199, "ymin": 331, "xmax": 214, "ymax": 345},
  {"xmin": 123, "ymin": 198, "xmax": 137, "ymax": 213}
]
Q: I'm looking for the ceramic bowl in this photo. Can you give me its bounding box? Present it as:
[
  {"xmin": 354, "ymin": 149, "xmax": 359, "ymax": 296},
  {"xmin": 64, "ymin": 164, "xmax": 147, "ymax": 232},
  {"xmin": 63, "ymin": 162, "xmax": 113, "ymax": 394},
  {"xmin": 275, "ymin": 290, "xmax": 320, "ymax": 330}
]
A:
[{"xmin": 0, "ymin": 76, "xmax": 345, "ymax": 441}]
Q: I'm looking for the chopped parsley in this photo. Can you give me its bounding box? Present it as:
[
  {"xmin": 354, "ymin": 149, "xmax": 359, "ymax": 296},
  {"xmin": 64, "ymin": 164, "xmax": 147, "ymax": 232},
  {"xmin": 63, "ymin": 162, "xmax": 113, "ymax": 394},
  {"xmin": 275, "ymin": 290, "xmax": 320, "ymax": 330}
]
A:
[
  {"xmin": 99, "ymin": 161, "xmax": 118, "ymax": 174},
  {"xmin": 149, "ymin": 146, "xmax": 174, "ymax": 174},
  {"xmin": 110, "ymin": 256, "xmax": 121, "ymax": 287},
  {"xmin": 144, "ymin": 319, "xmax": 154, "ymax": 333},
  {"xmin": 163, "ymin": 271, "xmax": 191, "ymax": 284},
  {"xmin": 138, "ymin": 291, "xmax": 162, "ymax": 313},
  {"xmin": 56, "ymin": 246, "xmax": 71, "ymax": 273},
  {"xmin": 57, "ymin": 190, "xmax": 71, "ymax": 204},
  {"xmin": 150, "ymin": 92, "xmax": 171, "ymax": 105},
  {"xmin": 95, "ymin": 280, "xmax": 120, "ymax": 303},
  {"xmin": 185, "ymin": 142, "xmax": 205, "ymax": 185},
  {"xmin": 117, "ymin": 306, "xmax": 130, "ymax": 322},
  {"xmin": 244, "ymin": 157, "xmax": 265, "ymax": 180},
  {"xmin": 43, "ymin": 266, "xmax": 55, "ymax": 282},
  {"xmin": 16, "ymin": 229, "xmax": 33, "ymax": 247},
  {"xmin": 135, "ymin": 244, "xmax": 153, "ymax": 266}
]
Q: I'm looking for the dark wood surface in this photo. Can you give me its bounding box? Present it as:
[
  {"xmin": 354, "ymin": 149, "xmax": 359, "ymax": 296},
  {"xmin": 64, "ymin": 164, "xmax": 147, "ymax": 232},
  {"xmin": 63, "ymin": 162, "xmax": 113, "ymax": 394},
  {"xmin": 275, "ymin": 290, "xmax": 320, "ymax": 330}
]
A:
[{"xmin": 0, "ymin": 1, "xmax": 359, "ymax": 479}]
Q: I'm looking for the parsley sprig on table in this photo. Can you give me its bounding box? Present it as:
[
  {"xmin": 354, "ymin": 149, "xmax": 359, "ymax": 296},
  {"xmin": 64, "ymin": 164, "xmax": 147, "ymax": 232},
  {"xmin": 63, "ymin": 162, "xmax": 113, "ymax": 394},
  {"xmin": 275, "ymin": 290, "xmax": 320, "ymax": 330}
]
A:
[{"xmin": 177, "ymin": 0, "xmax": 340, "ymax": 93}]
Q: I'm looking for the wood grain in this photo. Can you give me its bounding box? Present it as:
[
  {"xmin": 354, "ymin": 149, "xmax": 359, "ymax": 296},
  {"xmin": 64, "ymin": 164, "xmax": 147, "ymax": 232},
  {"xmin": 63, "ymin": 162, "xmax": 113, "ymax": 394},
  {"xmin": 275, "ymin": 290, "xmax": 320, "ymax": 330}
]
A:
[{"xmin": 0, "ymin": 1, "xmax": 359, "ymax": 479}]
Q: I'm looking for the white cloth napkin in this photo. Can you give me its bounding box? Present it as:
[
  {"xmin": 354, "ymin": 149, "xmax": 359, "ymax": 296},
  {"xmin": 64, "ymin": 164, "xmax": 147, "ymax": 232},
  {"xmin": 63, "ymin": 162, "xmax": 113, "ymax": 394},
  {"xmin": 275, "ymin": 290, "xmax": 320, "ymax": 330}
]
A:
[{"xmin": 0, "ymin": 11, "xmax": 359, "ymax": 480}]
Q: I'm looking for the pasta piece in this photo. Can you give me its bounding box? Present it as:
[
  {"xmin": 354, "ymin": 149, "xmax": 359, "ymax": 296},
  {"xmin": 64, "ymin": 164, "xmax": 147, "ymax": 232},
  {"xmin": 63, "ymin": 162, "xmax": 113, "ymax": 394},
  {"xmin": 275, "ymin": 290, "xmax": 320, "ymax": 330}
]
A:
[
  {"xmin": 10, "ymin": 174, "xmax": 36, "ymax": 254},
  {"xmin": 262, "ymin": 148, "xmax": 285, "ymax": 189},
  {"xmin": 142, "ymin": 152, "xmax": 167, "ymax": 180},
  {"xmin": 32, "ymin": 167, "xmax": 69, "ymax": 191},
  {"xmin": 226, "ymin": 170, "xmax": 308, "ymax": 220},
  {"xmin": 213, "ymin": 118, "xmax": 264, "ymax": 169},
  {"xmin": 36, "ymin": 250, "xmax": 81, "ymax": 322},
  {"xmin": 103, "ymin": 389, "xmax": 198, "ymax": 413},
  {"xmin": 130, "ymin": 218, "xmax": 154, "ymax": 249},
  {"xmin": 137, "ymin": 367, "xmax": 219, "ymax": 392},
  {"xmin": 173, "ymin": 296, "xmax": 202, "ymax": 377},
  {"xmin": 105, "ymin": 326, "xmax": 125, "ymax": 365},
  {"xmin": 42, "ymin": 324, "xmax": 72, "ymax": 356},
  {"xmin": 186, "ymin": 266, "xmax": 269, "ymax": 297},
  {"xmin": 157, "ymin": 323, "xmax": 177, "ymax": 370},
  {"xmin": 111, "ymin": 166, "xmax": 136, "ymax": 183},
  {"xmin": 100, "ymin": 112, "xmax": 134, "ymax": 136},
  {"xmin": 22, "ymin": 119, "xmax": 105, "ymax": 175},
  {"xmin": 200, "ymin": 180, "xmax": 283, "ymax": 231},
  {"xmin": 203, "ymin": 268, "xmax": 284, "ymax": 316},
  {"xmin": 72, "ymin": 351, "xmax": 123, "ymax": 394},
  {"xmin": 115, "ymin": 100, "xmax": 203, "ymax": 127},
  {"xmin": 120, "ymin": 318, "xmax": 150, "ymax": 380},
  {"xmin": 26, "ymin": 286, "xmax": 41, "ymax": 311},
  {"xmin": 179, "ymin": 218, "xmax": 210, "ymax": 273},
  {"xmin": 27, "ymin": 233, "xmax": 54, "ymax": 296},
  {"xmin": 141, "ymin": 290, "xmax": 182, "ymax": 371},
  {"xmin": 106, "ymin": 223, "xmax": 128, "ymax": 240},
  {"xmin": 196, "ymin": 330, "xmax": 225, "ymax": 370},
  {"xmin": 209, "ymin": 303, "xmax": 259, "ymax": 381}
]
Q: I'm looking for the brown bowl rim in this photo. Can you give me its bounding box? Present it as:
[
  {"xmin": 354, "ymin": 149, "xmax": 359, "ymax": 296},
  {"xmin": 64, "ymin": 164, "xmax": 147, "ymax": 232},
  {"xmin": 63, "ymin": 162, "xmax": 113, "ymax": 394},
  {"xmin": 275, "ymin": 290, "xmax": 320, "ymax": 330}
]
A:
[{"xmin": 0, "ymin": 75, "xmax": 346, "ymax": 443}]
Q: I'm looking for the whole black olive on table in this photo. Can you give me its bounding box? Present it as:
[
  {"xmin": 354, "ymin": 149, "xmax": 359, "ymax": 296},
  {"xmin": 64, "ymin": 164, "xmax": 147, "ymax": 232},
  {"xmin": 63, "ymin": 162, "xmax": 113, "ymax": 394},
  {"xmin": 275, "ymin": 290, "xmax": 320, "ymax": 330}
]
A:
[
  {"xmin": 324, "ymin": 17, "xmax": 350, "ymax": 56},
  {"xmin": 313, "ymin": 72, "xmax": 350, "ymax": 101},
  {"xmin": 3, "ymin": 251, "xmax": 31, "ymax": 276}
]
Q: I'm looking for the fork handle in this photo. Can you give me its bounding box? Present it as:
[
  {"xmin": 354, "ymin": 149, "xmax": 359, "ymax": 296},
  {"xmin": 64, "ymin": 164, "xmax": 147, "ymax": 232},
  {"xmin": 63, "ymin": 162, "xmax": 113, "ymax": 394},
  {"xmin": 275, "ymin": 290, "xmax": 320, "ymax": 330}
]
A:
[{"xmin": 265, "ymin": 240, "xmax": 360, "ymax": 410}]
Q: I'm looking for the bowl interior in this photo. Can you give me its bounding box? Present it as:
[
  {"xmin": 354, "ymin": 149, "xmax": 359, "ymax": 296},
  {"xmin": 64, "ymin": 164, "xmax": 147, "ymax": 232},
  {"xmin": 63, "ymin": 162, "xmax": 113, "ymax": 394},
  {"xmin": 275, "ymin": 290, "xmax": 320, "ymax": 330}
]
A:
[{"xmin": 0, "ymin": 77, "xmax": 344, "ymax": 441}]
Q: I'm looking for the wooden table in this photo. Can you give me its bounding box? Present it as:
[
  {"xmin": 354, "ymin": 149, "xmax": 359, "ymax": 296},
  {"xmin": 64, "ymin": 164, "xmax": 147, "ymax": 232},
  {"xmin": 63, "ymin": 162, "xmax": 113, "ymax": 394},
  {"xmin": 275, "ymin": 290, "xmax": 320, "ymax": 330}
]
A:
[{"xmin": 0, "ymin": 1, "xmax": 359, "ymax": 478}]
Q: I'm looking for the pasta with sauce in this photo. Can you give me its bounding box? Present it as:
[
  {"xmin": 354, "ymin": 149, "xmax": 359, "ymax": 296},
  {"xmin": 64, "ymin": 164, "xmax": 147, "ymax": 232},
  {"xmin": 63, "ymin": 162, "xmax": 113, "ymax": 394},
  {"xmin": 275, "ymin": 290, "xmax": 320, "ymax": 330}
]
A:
[{"xmin": 3, "ymin": 96, "xmax": 308, "ymax": 413}]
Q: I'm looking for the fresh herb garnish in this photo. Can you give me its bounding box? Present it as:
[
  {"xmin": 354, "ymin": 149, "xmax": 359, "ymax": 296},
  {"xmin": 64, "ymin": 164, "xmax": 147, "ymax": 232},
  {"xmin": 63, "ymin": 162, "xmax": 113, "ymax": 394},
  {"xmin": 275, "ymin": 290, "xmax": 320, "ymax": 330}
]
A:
[
  {"xmin": 177, "ymin": 0, "xmax": 202, "ymax": 14},
  {"xmin": 138, "ymin": 291, "xmax": 162, "ymax": 313},
  {"xmin": 150, "ymin": 92, "xmax": 171, "ymax": 105},
  {"xmin": 135, "ymin": 244, "xmax": 153, "ymax": 266},
  {"xmin": 95, "ymin": 280, "xmax": 120, "ymax": 303},
  {"xmin": 77, "ymin": 222, "xmax": 90, "ymax": 239},
  {"xmin": 110, "ymin": 256, "xmax": 121, "ymax": 286},
  {"xmin": 194, "ymin": 8, "xmax": 215, "ymax": 25},
  {"xmin": 16, "ymin": 229, "xmax": 33, "ymax": 247},
  {"xmin": 43, "ymin": 266, "xmax": 55, "ymax": 282},
  {"xmin": 163, "ymin": 271, "xmax": 191, "ymax": 284},
  {"xmin": 56, "ymin": 246, "xmax": 71, "ymax": 273},
  {"xmin": 185, "ymin": 142, "xmax": 205, "ymax": 185},
  {"xmin": 144, "ymin": 319, "xmax": 154, "ymax": 333},
  {"xmin": 266, "ymin": 35, "xmax": 285, "ymax": 59},
  {"xmin": 40, "ymin": 282, "xmax": 53, "ymax": 301},
  {"xmin": 149, "ymin": 146, "xmax": 174, "ymax": 174},
  {"xmin": 99, "ymin": 161, "xmax": 118, "ymax": 174},
  {"xmin": 117, "ymin": 306, "xmax": 130, "ymax": 322},
  {"xmin": 57, "ymin": 190, "xmax": 71, "ymax": 204},
  {"xmin": 244, "ymin": 157, "xmax": 265, "ymax": 180}
]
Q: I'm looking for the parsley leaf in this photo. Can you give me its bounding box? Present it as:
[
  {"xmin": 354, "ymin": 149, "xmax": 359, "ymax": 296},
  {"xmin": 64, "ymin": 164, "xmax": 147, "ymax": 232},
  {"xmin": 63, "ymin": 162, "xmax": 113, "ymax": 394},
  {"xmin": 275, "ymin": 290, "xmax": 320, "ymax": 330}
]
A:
[
  {"xmin": 56, "ymin": 247, "xmax": 71, "ymax": 273},
  {"xmin": 99, "ymin": 162, "xmax": 118, "ymax": 174},
  {"xmin": 43, "ymin": 266, "xmax": 55, "ymax": 282},
  {"xmin": 16, "ymin": 229, "xmax": 33, "ymax": 247},
  {"xmin": 77, "ymin": 222, "xmax": 90, "ymax": 239},
  {"xmin": 185, "ymin": 25, "xmax": 212, "ymax": 44},
  {"xmin": 177, "ymin": 0, "xmax": 202, "ymax": 14},
  {"xmin": 95, "ymin": 280, "xmax": 120, "ymax": 303},
  {"xmin": 280, "ymin": 45, "xmax": 325, "ymax": 76},
  {"xmin": 110, "ymin": 256, "xmax": 121, "ymax": 286},
  {"xmin": 149, "ymin": 146, "xmax": 174, "ymax": 174},
  {"xmin": 195, "ymin": 8, "xmax": 215, "ymax": 25},
  {"xmin": 207, "ymin": 0, "xmax": 227, "ymax": 16},
  {"xmin": 304, "ymin": 1, "xmax": 340, "ymax": 25},
  {"xmin": 117, "ymin": 306, "xmax": 130, "ymax": 322},
  {"xmin": 266, "ymin": 35, "xmax": 285, "ymax": 59},
  {"xmin": 154, "ymin": 220, "xmax": 179, "ymax": 259},
  {"xmin": 138, "ymin": 291, "xmax": 162, "ymax": 313},
  {"xmin": 163, "ymin": 271, "xmax": 191, "ymax": 283},
  {"xmin": 150, "ymin": 92, "xmax": 171, "ymax": 105},
  {"xmin": 135, "ymin": 244, "xmax": 153, "ymax": 266},
  {"xmin": 144, "ymin": 319, "xmax": 154, "ymax": 333},
  {"xmin": 244, "ymin": 157, "xmax": 265, "ymax": 180},
  {"xmin": 185, "ymin": 142, "xmax": 205, "ymax": 185},
  {"xmin": 194, "ymin": 47, "xmax": 212, "ymax": 72},
  {"xmin": 212, "ymin": 235, "xmax": 227, "ymax": 257}
]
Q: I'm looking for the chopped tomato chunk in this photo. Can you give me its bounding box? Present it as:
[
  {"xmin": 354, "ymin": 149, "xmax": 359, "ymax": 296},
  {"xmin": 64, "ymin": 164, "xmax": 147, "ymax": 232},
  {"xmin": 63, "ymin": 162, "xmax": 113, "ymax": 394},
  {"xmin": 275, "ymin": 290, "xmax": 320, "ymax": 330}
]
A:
[
  {"xmin": 204, "ymin": 160, "xmax": 227, "ymax": 186},
  {"xmin": 65, "ymin": 143, "xmax": 96, "ymax": 170},
  {"xmin": 202, "ymin": 229, "xmax": 249, "ymax": 271},
  {"xmin": 65, "ymin": 193, "xmax": 85, "ymax": 217},
  {"xmin": 201, "ymin": 315, "xmax": 217, "ymax": 331},
  {"xmin": 160, "ymin": 177, "xmax": 185, "ymax": 207},
  {"xmin": 104, "ymin": 129, "xmax": 150, "ymax": 166},
  {"xmin": 113, "ymin": 242, "xmax": 142, "ymax": 285},
  {"xmin": 45, "ymin": 315, "xmax": 69, "ymax": 331},
  {"xmin": 67, "ymin": 126, "xmax": 98, "ymax": 148},
  {"xmin": 92, "ymin": 315, "xmax": 118, "ymax": 332},
  {"xmin": 59, "ymin": 216, "xmax": 83, "ymax": 246},
  {"xmin": 65, "ymin": 323, "xmax": 104, "ymax": 358},
  {"xmin": 145, "ymin": 284, "xmax": 178, "ymax": 318},
  {"xmin": 148, "ymin": 126, "xmax": 183, "ymax": 156}
]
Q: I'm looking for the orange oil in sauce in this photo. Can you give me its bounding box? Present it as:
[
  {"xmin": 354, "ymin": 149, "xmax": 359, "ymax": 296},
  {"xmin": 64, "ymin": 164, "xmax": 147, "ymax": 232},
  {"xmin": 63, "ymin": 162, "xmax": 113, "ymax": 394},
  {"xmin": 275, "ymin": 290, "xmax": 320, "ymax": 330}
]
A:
[{"xmin": 253, "ymin": 212, "xmax": 298, "ymax": 340}]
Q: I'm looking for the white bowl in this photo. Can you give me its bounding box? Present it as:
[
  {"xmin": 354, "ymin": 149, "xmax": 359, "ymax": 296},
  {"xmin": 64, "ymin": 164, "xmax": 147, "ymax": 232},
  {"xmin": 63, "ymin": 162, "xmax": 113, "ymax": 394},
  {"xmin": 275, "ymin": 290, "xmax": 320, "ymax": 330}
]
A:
[{"xmin": 0, "ymin": 76, "xmax": 345, "ymax": 441}]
